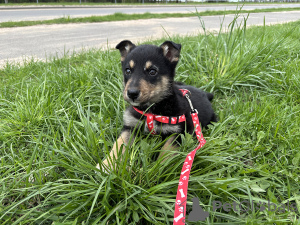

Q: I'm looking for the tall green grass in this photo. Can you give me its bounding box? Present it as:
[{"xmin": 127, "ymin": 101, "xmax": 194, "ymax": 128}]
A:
[{"xmin": 0, "ymin": 16, "xmax": 300, "ymax": 224}]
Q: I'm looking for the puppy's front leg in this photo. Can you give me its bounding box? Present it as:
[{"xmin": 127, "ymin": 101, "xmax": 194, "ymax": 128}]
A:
[
  {"xmin": 96, "ymin": 130, "xmax": 131, "ymax": 172},
  {"xmin": 158, "ymin": 135, "xmax": 179, "ymax": 162}
]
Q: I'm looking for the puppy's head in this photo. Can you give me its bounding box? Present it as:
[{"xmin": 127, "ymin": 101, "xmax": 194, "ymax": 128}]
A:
[{"xmin": 116, "ymin": 40, "xmax": 181, "ymax": 107}]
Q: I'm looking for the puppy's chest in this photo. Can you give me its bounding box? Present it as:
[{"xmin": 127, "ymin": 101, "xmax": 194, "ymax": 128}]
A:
[{"xmin": 123, "ymin": 109, "xmax": 182, "ymax": 134}]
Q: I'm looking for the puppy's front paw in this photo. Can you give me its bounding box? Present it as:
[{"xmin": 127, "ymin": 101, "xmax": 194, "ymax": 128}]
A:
[{"xmin": 96, "ymin": 160, "xmax": 111, "ymax": 174}]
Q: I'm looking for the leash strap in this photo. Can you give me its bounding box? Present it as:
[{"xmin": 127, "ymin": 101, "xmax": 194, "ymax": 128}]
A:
[{"xmin": 173, "ymin": 112, "xmax": 206, "ymax": 224}]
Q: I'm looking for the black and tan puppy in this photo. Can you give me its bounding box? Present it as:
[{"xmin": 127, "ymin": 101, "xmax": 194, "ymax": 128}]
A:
[{"xmin": 97, "ymin": 40, "xmax": 216, "ymax": 171}]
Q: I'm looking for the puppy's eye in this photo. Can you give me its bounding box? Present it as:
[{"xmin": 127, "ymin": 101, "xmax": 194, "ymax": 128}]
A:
[
  {"xmin": 149, "ymin": 69, "xmax": 157, "ymax": 76},
  {"xmin": 125, "ymin": 68, "xmax": 131, "ymax": 75}
]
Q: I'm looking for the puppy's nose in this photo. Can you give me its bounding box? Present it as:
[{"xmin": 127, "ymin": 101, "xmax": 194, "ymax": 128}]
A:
[{"xmin": 127, "ymin": 89, "xmax": 140, "ymax": 101}]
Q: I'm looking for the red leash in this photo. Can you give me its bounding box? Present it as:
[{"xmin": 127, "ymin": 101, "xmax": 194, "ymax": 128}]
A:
[
  {"xmin": 173, "ymin": 112, "xmax": 205, "ymax": 224},
  {"xmin": 133, "ymin": 89, "xmax": 206, "ymax": 224}
]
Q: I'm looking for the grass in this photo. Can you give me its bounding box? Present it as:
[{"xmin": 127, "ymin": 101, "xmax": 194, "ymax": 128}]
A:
[
  {"xmin": 0, "ymin": 7, "xmax": 300, "ymax": 28},
  {"xmin": 1, "ymin": 14, "xmax": 300, "ymax": 224}
]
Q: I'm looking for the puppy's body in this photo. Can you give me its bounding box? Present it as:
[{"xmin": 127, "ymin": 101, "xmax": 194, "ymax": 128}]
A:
[
  {"xmin": 99, "ymin": 40, "xmax": 216, "ymax": 171},
  {"xmin": 123, "ymin": 83, "xmax": 216, "ymax": 137}
]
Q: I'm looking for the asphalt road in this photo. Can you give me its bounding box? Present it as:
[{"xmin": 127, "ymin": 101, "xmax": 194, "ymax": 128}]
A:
[
  {"xmin": 1, "ymin": 4, "xmax": 300, "ymax": 22},
  {"xmin": 0, "ymin": 11, "xmax": 300, "ymax": 66}
]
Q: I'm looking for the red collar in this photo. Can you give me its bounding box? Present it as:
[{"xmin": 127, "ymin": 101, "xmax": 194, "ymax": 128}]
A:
[
  {"xmin": 133, "ymin": 107, "xmax": 186, "ymax": 124},
  {"xmin": 132, "ymin": 89, "xmax": 190, "ymax": 134}
]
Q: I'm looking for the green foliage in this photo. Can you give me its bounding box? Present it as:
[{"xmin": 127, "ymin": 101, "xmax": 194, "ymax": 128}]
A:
[
  {"xmin": 0, "ymin": 17, "xmax": 300, "ymax": 224},
  {"xmin": 0, "ymin": 7, "xmax": 300, "ymax": 28}
]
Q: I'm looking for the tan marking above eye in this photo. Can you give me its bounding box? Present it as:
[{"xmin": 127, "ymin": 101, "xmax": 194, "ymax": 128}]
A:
[
  {"xmin": 129, "ymin": 60, "xmax": 135, "ymax": 68},
  {"xmin": 145, "ymin": 61, "xmax": 152, "ymax": 70}
]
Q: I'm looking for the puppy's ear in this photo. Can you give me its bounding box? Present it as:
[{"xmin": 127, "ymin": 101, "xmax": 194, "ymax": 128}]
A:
[
  {"xmin": 160, "ymin": 41, "xmax": 181, "ymax": 63},
  {"xmin": 116, "ymin": 40, "xmax": 136, "ymax": 62}
]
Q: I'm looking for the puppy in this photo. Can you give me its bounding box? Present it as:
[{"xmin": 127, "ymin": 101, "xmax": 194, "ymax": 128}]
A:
[{"xmin": 97, "ymin": 40, "xmax": 216, "ymax": 172}]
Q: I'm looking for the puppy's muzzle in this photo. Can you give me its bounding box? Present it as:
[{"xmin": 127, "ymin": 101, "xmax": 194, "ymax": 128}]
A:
[{"xmin": 127, "ymin": 89, "xmax": 140, "ymax": 102}]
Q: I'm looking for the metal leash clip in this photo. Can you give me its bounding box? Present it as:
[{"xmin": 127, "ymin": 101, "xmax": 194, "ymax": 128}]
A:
[{"xmin": 184, "ymin": 93, "xmax": 198, "ymax": 114}]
